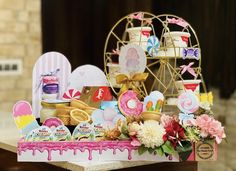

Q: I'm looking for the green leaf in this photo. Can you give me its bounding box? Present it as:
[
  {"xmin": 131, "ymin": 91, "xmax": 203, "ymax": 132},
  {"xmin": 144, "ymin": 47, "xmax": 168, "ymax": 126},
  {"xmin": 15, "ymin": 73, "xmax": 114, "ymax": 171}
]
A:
[
  {"xmin": 138, "ymin": 145, "xmax": 148, "ymax": 155},
  {"xmin": 155, "ymin": 147, "xmax": 164, "ymax": 156},
  {"xmin": 118, "ymin": 133, "xmax": 130, "ymax": 140},
  {"xmin": 162, "ymin": 141, "xmax": 175, "ymax": 155},
  {"xmin": 121, "ymin": 122, "xmax": 128, "ymax": 134},
  {"xmin": 176, "ymin": 141, "xmax": 193, "ymax": 161},
  {"xmin": 148, "ymin": 148, "xmax": 155, "ymax": 154}
]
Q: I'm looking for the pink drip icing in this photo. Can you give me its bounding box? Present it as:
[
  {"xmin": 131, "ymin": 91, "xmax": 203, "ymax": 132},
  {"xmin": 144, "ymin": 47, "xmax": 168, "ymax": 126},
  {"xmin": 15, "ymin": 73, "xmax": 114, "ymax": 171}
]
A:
[
  {"xmin": 88, "ymin": 148, "xmax": 92, "ymax": 160},
  {"xmin": 59, "ymin": 149, "xmax": 63, "ymax": 155},
  {"xmin": 32, "ymin": 149, "xmax": 35, "ymax": 156},
  {"xmin": 18, "ymin": 140, "xmax": 137, "ymax": 161},
  {"xmin": 73, "ymin": 149, "xmax": 77, "ymax": 155},
  {"xmin": 47, "ymin": 149, "xmax": 52, "ymax": 161},
  {"xmin": 113, "ymin": 148, "xmax": 116, "ymax": 155}
]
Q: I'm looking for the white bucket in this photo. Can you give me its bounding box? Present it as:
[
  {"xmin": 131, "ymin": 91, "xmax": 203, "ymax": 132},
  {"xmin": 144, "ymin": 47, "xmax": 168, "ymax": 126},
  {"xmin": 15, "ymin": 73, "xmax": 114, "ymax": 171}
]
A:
[
  {"xmin": 126, "ymin": 26, "xmax": 152, "ymax": 50},
  {"xmin": 175, "ymin": 79, "xmax": 201, "ymax": 95},
  {"xmin": 107, "ymin": 63, "xmax": 120, "ymax": 87},
  {"xmin": 163, "ymin": 31, "xmax": 190, "ymax": 48}
]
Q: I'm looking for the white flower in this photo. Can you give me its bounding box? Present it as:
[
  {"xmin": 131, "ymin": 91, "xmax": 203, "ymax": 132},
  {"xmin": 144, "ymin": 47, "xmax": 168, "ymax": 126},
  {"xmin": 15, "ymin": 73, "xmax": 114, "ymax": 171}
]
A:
[
  {"xmin": 137, "ymin": 120, "xmax": 165, "ymax": 148},
  {"xmin": 128, "ymin": 122, "xmax": 141, "ymax": 136},
  {"xmin": 200, "ymin": 102, "xmax": 211, "ymax": 111}
]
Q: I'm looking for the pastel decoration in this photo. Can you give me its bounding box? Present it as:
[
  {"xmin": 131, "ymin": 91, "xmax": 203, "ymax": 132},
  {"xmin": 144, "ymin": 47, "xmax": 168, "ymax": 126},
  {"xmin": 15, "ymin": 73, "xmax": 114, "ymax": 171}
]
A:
[
  {"xmin": 119, "ymin": 44, "xmax": 147, "ymax": 75},
  {"xmin": 13, "ymin": 101, "xmax": 39, "ymax": 135},
  {"xmin": 51, "ymin": 125, "xmax": 71, "ymax": 141},
  {"xmin": 179, "ymin": 113, "xmax": 195, "ymax": 125},
  {"xmin": 177, "ymin": 91, "xmax": 199, "ymax": 114},
  {"xmin": 72, "ymin": 122, "xmax": 94, "ymax": 141},
  {"xmin": 32, "ymin": 126, "xmax": 52, "ymax": 141},
  {"xmin": 180, "ymin": 62, "xmax": 197, "ymax": 78},
  {"xmin": 100, "ymin": 101, "xmax": 121, "ymax": 114},
  {"xmin": 32, "ymin": 52, "xmax": 71, "ymax": 118},
  {"xmin": 167, "ymin": 17, "xmax": 189, "ymax": 28},
  {"xmin": 66, "ymin": 65, "xmax": 109, "ymax": 97},
  {"xmin": 182, "ymin": 48, "xmax": 200, "ymax": 60},
  {"xmin": 42, "ymin": 117, "xmax": 63, "ymax": 130},
  {"xmin": 63, "ymin": 88, "xmax": 81, "ymax": 100},
  {"xmin": 147, "ymin": 36, "xmax": 160, "ymax": 57},
  {"xmin": 200, "ymin": 92, "xmax": 213, "ymax": 106},
  {"xmin": 91, "ymin": 108, "xmax": 126, "ymax": 130},
  {"xmin": 118, "ymin": 90, "xmax": 143, "ymax": 117},
  {"xmin": 25, "ymin": 129, "xmax": 36, "ymax": 142},
  {"xmin": 143, "ymin": 91, "xmax": 164, "ymax": 112}
]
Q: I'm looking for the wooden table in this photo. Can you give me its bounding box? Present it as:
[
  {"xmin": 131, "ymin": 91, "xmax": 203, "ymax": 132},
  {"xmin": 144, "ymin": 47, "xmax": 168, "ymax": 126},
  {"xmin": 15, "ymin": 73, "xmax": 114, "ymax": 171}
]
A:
[{"xmin": 0, "ymin": 111, "xmax": 197, "ymax": 171}]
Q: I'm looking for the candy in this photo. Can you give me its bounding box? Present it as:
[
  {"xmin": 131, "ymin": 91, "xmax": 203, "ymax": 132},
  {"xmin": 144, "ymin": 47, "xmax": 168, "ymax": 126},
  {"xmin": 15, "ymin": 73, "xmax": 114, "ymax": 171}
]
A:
[
  {"xmin": 63, "ymin": 88, "xmax": 81, "ymax": 100},
  {"xmin": 147, "ymin": 36, "xmax": 160, "ymax": 57},
  {"xmin": 177, "ymin": 91, "xmax": 199, "ymax": 113},
  {"xmin": 50, "ymin": 125, "xmax": 71, "ymax": 141}
]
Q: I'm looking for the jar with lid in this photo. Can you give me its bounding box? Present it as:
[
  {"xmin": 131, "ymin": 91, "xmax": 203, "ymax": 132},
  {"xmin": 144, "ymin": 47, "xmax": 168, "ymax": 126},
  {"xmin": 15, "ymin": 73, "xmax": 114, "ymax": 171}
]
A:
[{"xmin": 40, "ymin": 101, "xmax": 70, "ymax": 123}]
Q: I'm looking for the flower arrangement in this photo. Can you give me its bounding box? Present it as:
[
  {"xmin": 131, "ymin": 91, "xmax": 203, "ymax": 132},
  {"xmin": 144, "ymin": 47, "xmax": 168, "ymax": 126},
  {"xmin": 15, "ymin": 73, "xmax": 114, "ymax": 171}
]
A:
[{"xmin": 104, "ymin": 113, "xmax": 226, "ymax": 161}]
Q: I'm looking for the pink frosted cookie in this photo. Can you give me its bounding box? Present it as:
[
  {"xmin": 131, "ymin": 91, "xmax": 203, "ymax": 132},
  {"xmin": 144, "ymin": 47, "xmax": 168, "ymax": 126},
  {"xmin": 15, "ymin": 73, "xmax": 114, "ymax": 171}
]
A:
[
  {"xmin": 43, "ymin": 117, "xmax": 63, "ymax": 129},
  {"xmin": 118, "ymin": 90, "xmax": 143, "ymax": 117},
  {"xmin": 177, "ymin": 91, "xmax": 199, "ymax": 113}
]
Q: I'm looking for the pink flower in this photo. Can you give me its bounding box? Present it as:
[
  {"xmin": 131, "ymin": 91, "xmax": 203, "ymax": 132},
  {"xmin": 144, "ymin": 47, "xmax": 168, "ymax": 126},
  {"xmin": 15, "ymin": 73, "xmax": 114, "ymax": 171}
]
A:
[
  {"xmin": 130, "ymin": 136, "xmax": 141, "ymax": 147},
  {"xmin": 190, "ymin": 114, "xmax": 226, "ymax": 144},
  {"xmin": 161, "ymin": 114, "xmax": 174, "ymax": 128}
]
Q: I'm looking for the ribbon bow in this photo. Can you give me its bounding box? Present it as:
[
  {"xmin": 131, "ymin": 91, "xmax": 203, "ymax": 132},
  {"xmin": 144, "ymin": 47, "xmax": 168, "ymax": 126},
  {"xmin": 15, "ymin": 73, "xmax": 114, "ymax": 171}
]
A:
[
  {"xmin": 129, "ymin": 12, "xmax": 143, "ymax": 20},
  {"xmin": 180, "ymin": 62, "xmax": 197, "ymax": 78},
  {"xmin": 167, "ymin": 17, "xmax": 189, "ymax": 28},
  {"xmin": 179, "ymin": 113, "xmax": 195, "ymax": 125},
  {"xmin": 200, "ymin": 92, "xmax": 213, "ymax": 105},
  {"xmin": 116, "ymin": 73, "xmax": 149, "ymax": 97}
]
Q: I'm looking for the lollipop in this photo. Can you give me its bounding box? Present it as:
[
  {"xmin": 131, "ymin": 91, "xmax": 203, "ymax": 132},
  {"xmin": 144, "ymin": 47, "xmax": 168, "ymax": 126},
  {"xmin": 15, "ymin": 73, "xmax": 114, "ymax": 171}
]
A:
[
  {"xmin": 177, "ymin": 91, "xmax": 199, "ymax": 113},
  {"xmin": 147, "ymin": 36, "xmax": 160, "ymax": 57},
  {"xmin": 118, "ymin": 90, "xmax": 143, "ymax": 117}
]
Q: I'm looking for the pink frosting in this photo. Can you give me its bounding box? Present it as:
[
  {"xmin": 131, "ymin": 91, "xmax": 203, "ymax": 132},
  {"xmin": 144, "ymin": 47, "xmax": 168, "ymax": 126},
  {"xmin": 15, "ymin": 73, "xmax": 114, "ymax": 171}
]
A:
[
  {"xmin": 43, "ymin": 118, "xmax": 63, "ymax": 128},
  {"xmin": 13, "ymin": 101, "xmax": 32, "ymax": 117},
  {"xmin": 119, "ymin": 90, "xmax": 143, "ymax": 116},
  {"xmin": 18, "ymin": 140, "xmax": 137, "ymax": 161}
]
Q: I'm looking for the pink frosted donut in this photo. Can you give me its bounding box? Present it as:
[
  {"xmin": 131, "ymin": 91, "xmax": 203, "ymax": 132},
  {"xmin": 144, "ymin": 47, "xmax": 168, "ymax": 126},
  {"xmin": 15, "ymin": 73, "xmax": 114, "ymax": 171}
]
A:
[
  {"xmin": 118, "ymin": 90, "xmax": 143, "ymax": 116},
  {"xmin": 43, "ymin": 117, "xmax": 63, "ymax": 128},
  {"xmin": 177, "ymin": 91, "xmax": 199, "ymax": 113}
]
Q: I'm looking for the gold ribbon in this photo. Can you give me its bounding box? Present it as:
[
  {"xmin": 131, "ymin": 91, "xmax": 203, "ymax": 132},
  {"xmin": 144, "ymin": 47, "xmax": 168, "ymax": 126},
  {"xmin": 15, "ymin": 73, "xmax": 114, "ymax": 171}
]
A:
[{"xmin": 116, "ymin": 73, "xmax": 149, "ymax": 97}]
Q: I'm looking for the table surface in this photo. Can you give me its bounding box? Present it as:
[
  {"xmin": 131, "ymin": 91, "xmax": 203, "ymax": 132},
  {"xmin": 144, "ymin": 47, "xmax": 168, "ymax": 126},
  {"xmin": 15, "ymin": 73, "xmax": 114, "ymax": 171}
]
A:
[{"xmin": 0, "ymin": 111, "xmax": 162, "ymax": 171}]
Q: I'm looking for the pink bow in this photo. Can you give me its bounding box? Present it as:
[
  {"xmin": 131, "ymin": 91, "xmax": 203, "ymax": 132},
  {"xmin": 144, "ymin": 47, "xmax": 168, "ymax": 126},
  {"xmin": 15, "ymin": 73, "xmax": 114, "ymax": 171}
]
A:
[
  {"xmin": 180, "ymin": 62, "xmax": 197, "ymax": 78},
  {"xmin": 112, "ymin": 48, "xmax": 120, "ymax": 55},
  {"xmin": 167, "ymin": 18, "xmax": 189, "ymax": 28},
  {"xmin": 129, "ymin": 12, "xmax": 143, "ymax": 20}
]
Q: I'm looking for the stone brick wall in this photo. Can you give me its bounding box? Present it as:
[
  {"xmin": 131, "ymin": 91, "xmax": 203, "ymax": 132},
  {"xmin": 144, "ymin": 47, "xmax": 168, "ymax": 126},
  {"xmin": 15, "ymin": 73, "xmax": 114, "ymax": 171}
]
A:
[{"xmin": 0, "ymin": 0, "xmax": 41, "ymax": 112}]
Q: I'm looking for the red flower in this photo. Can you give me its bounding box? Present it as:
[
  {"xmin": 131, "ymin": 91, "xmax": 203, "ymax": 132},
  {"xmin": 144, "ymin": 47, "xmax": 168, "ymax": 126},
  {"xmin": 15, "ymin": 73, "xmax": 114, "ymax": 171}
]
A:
[{"xmin": 163, "ymin": 121, "xmax": 185, "ymax": 148}]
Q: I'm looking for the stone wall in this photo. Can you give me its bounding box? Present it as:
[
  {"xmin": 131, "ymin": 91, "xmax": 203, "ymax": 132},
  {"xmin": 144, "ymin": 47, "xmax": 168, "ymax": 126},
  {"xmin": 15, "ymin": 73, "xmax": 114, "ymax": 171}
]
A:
[{"xmin": 0, "ymin": 0, "xmax": 41, "ymax": 112}]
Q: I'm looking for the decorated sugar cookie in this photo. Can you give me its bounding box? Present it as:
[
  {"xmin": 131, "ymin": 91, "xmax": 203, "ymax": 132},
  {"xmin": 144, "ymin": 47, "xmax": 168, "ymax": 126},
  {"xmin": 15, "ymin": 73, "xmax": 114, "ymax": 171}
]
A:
[
  {"xmin": 118, "ymin": 90, "xmax": 143, "ymax": 117},
  {"xmin": 177, "ymin": 91, "xmax": 199, "ymax": 113},
  {"xmin": 143, "ymin": 91, "xmax": 164, "ymax": 112},
  {"xmin": 147, "ymin": 36, "xmax": 160, "ymax": 57},
  {"xmin": 13, "ymin": 101, "xmax": 40, "ymax": 135}
]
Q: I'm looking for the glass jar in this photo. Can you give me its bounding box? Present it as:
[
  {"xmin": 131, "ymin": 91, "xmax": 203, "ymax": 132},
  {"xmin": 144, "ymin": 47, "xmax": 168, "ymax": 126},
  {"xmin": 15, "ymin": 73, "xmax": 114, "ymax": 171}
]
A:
[{"xmin": 40, "ymin": 101, "xmax": 70, "ymax": 123}]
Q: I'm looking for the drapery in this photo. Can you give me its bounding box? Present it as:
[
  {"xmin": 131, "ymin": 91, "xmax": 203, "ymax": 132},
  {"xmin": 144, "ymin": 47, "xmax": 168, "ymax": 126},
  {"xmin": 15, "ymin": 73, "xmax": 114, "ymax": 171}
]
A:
[{"xmin": 42, "ymin": 0, "xmax": 235, "ymax": 98}]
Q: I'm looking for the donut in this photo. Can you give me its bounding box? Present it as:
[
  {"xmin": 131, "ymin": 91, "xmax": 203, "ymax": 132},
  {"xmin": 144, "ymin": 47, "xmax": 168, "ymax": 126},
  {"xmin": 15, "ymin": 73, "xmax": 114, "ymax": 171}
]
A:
[
  {"xmin": 118, "ymin": 90, "xmax": 143, "ymax": 117},
  {"xmin": 42, "ymin": 117, "xmax": 63, "ymax": 128}
]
